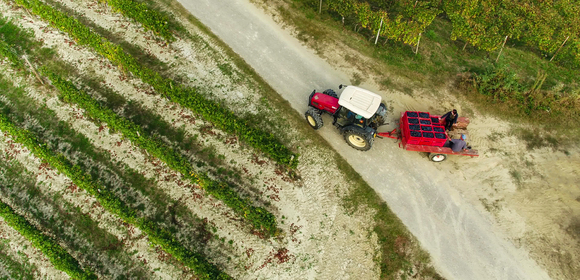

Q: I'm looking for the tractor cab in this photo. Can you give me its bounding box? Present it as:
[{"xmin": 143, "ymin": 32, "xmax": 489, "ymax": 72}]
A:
[
  {"xmin": 305, "ymin": 85, "xmax": 388, "ymax": 151},
  {"xmin": 334, "ymin": 86, "xmax": 386, "ymax": 130}
]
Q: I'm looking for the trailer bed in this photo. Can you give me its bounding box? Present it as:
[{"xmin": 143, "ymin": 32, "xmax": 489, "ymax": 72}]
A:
[
  {"xmin": 401, "ymin": 135, "xmax": 479, "ymax": 157},
  {"xmin": 376, "ymin": 111, "xmax": 479, "ymax": 160}
]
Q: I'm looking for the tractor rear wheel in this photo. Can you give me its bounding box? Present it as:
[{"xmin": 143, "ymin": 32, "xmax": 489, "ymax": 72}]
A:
[
  {"xmin": 322, "ymin": 89, "xmax": 338, "ymax": 98},
  {"xmin": 305, "ymin": 108, "xmax": 323, "ymax": 130},
  {"xmin": 344, "ymin": 127, "xmax": 373, "ymax": 151}
]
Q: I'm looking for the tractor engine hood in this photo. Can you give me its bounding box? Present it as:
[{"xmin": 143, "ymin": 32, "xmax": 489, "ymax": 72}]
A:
[{"xmin": 338, "ymin": 86, "xmax": 382, "ymax": 119}]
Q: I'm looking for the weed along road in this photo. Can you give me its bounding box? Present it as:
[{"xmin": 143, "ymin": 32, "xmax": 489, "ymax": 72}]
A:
[{"xmin": 178, "ymin": 0, "xmax": 550, "ymax": 279}]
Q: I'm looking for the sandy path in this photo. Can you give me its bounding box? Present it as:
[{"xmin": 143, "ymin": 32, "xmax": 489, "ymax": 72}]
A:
[{"xmin": 176, "ymin": 0, "xmax": 552, "ymax": 279}]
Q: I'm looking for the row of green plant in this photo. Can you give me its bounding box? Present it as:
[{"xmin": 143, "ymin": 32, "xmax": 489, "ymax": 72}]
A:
[
  {"xmin": 0, "ymin": 199, "xmax": 96, "ymax": 280},
  {"xmin": 0, "ymin": 238, "xmax": 39, "ymax": 280},
  {"xmin": 4, "ymin": 0, "xmax": 279, "ymax": 235},
  {"xmin": 469, "ymin": 65, "xmax": 580, "ymax": 123},
  {"xmin": 11, "ymin": 0, "xmax": 299, "ymax": 168},
  {"xmin": 442, "ymin": 0, "xmax": 580, "ymax": 61},
  {"xmin": 0, "ymin": 10, "xmax": 268, "ymax": 260},
  {"xmin": 0, "ymin": 111, "xmax": 230, "ymax": 280},
  {"xmin": 102, "ymin": 0, "xmax": 175, "ymax": 41},
  {"xmin": 0, "ymin": 38, "xmax": 22, "ymax": 67},
  {"xmin": 0, "ymin": 76, "xmax": 155, "ymax": 278},
  {"xmin": 322, "ymin": 0, "xmax": 440, "ymax": 45},
  {"xmin": 303, "ymin": 0, "xmax": 579, "ymax": 67},
  {"xmin": 0, "ymin": 19, "xmax": 212, "ymax": 249},
  {"xmin": 44, "ymin": 68, "xmax": 279, "ymax": 236}
]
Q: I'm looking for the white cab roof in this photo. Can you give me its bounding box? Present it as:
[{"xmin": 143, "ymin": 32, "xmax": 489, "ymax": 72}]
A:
[{"xmin": 338, "ymin": 86, "xmax": 382, "ymax": 119}]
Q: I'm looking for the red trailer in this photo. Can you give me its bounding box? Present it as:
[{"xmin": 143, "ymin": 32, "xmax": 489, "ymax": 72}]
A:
[
  {"xmin": 304, "ymin": 85, "xmax": 478, "ymax": 162},
  {"xmin": 377, "ymin": 111, "xmax": 478, "ymax": 162}
]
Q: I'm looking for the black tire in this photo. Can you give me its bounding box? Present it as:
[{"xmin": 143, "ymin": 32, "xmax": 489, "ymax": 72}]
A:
[
  {"xmin": 343, "ymin": 127, "xmax": 373, "ymax": 151},
  {"xmin": 429, "ymin": 153, "xmax": 447, "ymax": 162},
  {"xmin": 305, "ymin": 108, "xmax": 323, "ymax": 130},
  {"xmin": 322, "ymin": 89, "xmax": 338, "ymax": 98}
]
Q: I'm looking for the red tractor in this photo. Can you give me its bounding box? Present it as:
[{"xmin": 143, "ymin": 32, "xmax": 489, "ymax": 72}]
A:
[{"xmin": 305, "ymin": 85, "xmax": 387, "ymax": 151}]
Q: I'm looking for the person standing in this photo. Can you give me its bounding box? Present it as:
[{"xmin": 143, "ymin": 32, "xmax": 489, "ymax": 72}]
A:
[{"xmin": 439, "ymin": 109, "xmax": 458, "ymax": 131}]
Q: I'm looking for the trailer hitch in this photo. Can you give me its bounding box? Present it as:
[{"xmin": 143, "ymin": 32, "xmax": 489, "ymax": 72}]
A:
[{"xmin": 376, "ymin": 128, "xmax": 398, "ymax": 139}]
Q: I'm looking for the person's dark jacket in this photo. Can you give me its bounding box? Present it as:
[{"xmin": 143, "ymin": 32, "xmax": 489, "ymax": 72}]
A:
[{"xmin": 441, "ymin": 111, "xmax": 458, "ymax": 125}]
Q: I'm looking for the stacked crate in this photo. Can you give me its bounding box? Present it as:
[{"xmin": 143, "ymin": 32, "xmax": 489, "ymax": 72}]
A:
[{"xmin": 401, "ymin": 111, "xmax": 448, "ymax": 147}]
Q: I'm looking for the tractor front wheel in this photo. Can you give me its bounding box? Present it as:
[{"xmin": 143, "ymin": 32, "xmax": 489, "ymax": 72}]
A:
[
  {"xmin": 344, "ymin": 127, "xmax": 373, "ymax": 151},
  {"xmin": 305, "ymin": 108, "xmax": 323, "ymax": 130}
]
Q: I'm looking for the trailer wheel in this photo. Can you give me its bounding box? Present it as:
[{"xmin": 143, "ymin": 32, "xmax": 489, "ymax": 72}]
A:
[
  {"xmin": 429, "ymin": 153, "xmax": 447, "ymax": 162},
  {"xmin": 344, "ymin": 127, "xmax": 373, "ymax": 151},
  {"xmin": 305, "ymin": 108, "xmax": 323, "ymax": 130}
]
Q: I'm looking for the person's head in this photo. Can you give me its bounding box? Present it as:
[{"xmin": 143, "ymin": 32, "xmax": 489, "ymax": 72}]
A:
[
  {"xmin": 461, "ymin": 134, "xmax": 467, "ymax": 140},
  {"xmin": 452, "ymin": 109, "xmax": 457, "ymax": 115}
]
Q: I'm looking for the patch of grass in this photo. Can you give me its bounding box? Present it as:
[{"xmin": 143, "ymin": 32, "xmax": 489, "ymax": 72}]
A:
[
  {"xmin": 480, "ymin": 198, "xmax": 502, "ymax": 213},
  {"xmin": 351, "ymin": 72, "xmax": 363, "ymax": 86},
  {"xmin": 379, "ymin": 77, "xmax": 413, "ymax": 96},
  {"xmin": 486, "ymin": 131, "xmax": 504, "ymax": 142},
  {"xmin": 509, "ymin": 170, "xmax": 523, "ymax": 185},
  {"xmin": 218, "ymin": 63, "xmax": 234, "ymax": 78},
  {"xmin": 514, "ymin": 128, "xmax": 560, "ymax": 150}
]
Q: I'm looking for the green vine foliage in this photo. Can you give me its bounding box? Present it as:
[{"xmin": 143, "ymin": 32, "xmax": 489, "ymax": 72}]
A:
[
  {"xmin": 472, "ymin": 65, "xmax": 580, "ymax": 118},
  {"xmin": 0, "ymin": 39, "xmax": 22, "ymax": 68},
  {"xmin": 320, "ymin": 0, "xmax": 579, "ymax": 65},
  {"xmin": 43, "ymin": 70, "xmax": 278, "ymax": 236},
  {"xmin": 12, "ymin": 0, "xmax": 298, "ymax": 169},
  {"xmin": 102, "ymin": 0, "xmax": 174, "ymax": 41},
  {"xmin": 324, "ymin": 0, "xmax": 441, "ymax": 45},
  {"xmin": 0, "ymin": 111, "xmax": 229, "ymax": 280},
  {"xmin": 443, "ymin": 0, "xmax": 580, "ymax": 64},
  {"xmin": 0, "ymin": 200, "xmax": 96, "ymax": 280}
]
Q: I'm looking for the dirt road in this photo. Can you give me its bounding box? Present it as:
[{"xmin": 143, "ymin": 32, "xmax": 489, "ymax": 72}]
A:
[{"xmin": 176, "ymin": 0, "xmax": 551, "ymax": 279}]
